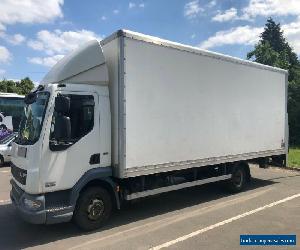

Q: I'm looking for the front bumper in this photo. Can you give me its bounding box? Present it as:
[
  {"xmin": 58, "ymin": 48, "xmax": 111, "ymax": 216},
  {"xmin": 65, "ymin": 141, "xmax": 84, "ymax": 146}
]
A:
[{"xmin": 10, "ymin": 179, "xmax": 73, "ymax": 224}]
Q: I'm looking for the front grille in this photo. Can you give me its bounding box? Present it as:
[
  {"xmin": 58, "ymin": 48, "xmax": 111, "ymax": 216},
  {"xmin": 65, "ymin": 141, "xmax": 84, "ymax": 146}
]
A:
[{"xmin": 11, "ymin": 163, "xmax": 27, "ymax": 185}]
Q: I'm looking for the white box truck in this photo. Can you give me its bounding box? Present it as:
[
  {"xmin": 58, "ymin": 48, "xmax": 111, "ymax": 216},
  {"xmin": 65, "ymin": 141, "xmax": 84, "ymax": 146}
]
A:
[{"xmin": 10, "ymin": 30, "xmax": 288, "ymax": 231}]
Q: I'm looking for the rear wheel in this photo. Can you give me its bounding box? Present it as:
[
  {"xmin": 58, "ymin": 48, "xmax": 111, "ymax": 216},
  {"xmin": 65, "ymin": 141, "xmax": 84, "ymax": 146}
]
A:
[
  {"xmin": 73, "ymin": 186, "xmax": 112, "ymax": 231},
  {"xmin": 227, "ymin": 165, "xmax": 247, "ymax": 193}
]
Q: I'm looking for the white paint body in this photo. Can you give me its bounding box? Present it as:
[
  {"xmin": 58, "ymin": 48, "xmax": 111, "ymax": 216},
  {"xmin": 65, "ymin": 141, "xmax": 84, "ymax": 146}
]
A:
[
  {"xmin": 102, "ymin": 31, "xmax": 287, "ymax": 178},
  {"xmin": 11, "ymin": 30, "xmax": 287, "ymax": 195}
]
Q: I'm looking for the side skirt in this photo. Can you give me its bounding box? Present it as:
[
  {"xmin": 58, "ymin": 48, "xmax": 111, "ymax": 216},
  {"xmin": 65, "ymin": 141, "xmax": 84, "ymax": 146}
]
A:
[{"xmin": 125, "ymin": 174, "xmax": 231, "ymax": 200}]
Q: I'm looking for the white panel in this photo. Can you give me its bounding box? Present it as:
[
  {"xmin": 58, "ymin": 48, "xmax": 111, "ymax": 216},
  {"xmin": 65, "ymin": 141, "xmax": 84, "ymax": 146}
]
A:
[
  {"xmin": 67, "ymin": 65, "xmax": 108, "ymax": 84},
  {"xmin": 102, "ymin": 38, "xmax": 120, "ymax": 167},
  {"xmin": 42, "ymin": 40, "xmax": 108, "ymax": 85},
  {"xmin": 124, "ymin": 38, "xmax": 286, "ymax": 169}
]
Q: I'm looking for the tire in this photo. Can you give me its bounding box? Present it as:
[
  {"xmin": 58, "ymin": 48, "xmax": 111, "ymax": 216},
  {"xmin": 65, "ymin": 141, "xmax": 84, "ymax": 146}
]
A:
[
  {"xmin": 227, "ymin": 165, "xmax": 247, "ymax": 193},
  {"xmin": 73, "ymin": 186, "xmax": 112, "ymax": 231}
]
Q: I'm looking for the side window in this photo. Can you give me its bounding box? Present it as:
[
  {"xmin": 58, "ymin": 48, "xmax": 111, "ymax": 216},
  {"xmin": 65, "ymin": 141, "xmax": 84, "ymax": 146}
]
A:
[{"xmin": 50, "ymin": 94, "xmax": 94, "ymax": 142}]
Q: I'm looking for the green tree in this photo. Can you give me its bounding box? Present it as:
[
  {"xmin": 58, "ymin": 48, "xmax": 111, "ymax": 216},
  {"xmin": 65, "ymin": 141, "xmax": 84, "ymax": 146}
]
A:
[
  {"xmin": 0, "ymin": 80, "xmax": 7, "ymax": 93},
  {"xmin": 247, "ymin": 41, "xmax": 289, "ymax": 69},
  {"xmin": 0, "ymin": 77, "xmax": 34, "ymax": 95},
  {"xmin": 0, "ymin": 79, "xmax": 18, "ymax": 93},
  {"xmin": 260, "ymin": 18, "xmax": 286, "ymax": 53},
  {"xmin": 17, "ymin": 77, "xmax": 35, "ymax": 95},
  {"xmin": 247, "ymin": 17, "xmax": 300, "ymax": 146},
  {"xmin": 288, "ymin": 83, "xmax": 300, "ymax": 145}
]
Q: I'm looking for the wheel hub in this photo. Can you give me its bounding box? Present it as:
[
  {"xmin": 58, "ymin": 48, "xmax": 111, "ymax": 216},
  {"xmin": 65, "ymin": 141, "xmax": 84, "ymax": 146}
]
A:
[{"xmin": 87, "ymin": 198, "xmax": 104, "ymax": 221}]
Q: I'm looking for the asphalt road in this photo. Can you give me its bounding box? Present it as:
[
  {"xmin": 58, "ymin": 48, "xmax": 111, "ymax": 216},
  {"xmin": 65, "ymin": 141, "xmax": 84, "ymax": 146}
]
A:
[{"xmin": 0, "ymin": 165, "xmax": 299, "ymax": 250}]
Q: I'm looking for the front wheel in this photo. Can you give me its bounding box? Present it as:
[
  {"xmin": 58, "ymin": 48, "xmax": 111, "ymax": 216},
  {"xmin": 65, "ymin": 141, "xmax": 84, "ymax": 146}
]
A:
[{"xmin": 73, "ymin": 186, "xmax": 112, "ymax": 231}]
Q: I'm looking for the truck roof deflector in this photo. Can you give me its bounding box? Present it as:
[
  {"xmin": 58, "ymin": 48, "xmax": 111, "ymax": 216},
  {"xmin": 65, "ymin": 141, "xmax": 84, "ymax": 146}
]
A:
[{"xmin": 41, "ymin": 40, "xmax": 109, "ymax": 85}]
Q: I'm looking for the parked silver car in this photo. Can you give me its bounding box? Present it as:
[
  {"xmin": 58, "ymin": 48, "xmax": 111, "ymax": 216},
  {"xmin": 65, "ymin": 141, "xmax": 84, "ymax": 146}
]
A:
[{"xmin": 0, "ymin": 133, "xmax": 15, "ymax": 166}]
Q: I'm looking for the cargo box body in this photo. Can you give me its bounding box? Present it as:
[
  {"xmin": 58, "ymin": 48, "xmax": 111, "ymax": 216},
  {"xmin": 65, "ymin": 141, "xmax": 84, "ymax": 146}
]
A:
[{"xmin": 102, "ymin": 30, "xmax": 288, "ymax": 179}]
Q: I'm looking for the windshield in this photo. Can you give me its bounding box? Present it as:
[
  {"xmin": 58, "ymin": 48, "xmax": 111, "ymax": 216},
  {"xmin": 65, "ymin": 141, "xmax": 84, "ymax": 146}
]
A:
[{"xmin": 16, "ymin": 92, "xmax": 49, "ymax": 145}]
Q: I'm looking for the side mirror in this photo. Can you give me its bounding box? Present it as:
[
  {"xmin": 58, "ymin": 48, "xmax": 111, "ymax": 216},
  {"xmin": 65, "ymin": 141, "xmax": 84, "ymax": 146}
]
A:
[
  {"xmin": 53, "ymin": 115, "xmax": 71, "ymax": 141},
  {"xmin": 54, "ymin": 95, "xmax": 70, "ymax": 115},
  {"xmin": 24, "ymin": 92, "xmax": 37, "ymax": 104}
]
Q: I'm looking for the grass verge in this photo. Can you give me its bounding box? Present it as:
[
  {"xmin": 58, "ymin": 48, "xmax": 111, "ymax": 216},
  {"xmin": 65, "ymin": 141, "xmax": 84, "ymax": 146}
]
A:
[{"xmin": 288, "ymin": 147, "xmax": 300, "ymax": 168}]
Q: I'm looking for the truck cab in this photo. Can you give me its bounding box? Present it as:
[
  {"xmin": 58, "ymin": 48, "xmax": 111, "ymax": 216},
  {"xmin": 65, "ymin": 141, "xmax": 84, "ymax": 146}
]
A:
[{"xmin": 10, "ymin": 40, "xmax": 115, "ymax": 227}]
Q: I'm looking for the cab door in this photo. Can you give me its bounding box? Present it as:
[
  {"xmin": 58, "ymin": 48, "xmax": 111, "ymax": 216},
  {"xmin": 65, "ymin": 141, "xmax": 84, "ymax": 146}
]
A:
[{"xmin": 40, "ymin": 90, "xmax": 102, "ymax": 192}]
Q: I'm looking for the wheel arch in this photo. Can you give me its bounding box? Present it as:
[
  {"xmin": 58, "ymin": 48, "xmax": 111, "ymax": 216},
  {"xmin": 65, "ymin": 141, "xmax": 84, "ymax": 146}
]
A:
[{"xmin": 70, "ymin": 167, "xmax": 120, "ymax": 210}]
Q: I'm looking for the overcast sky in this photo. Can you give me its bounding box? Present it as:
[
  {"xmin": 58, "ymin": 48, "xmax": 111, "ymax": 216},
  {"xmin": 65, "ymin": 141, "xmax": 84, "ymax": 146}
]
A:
[{"xmin": 1, "ymin": 0, "xmax": 300, "ymax": 82}]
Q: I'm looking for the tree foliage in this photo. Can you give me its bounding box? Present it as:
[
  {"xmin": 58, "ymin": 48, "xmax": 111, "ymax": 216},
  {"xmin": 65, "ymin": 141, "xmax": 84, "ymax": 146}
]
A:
[
  {"xmin": 247, "ymin": 18, "xmax": 300, "ymax": 146},
  {"xmin": 247, "ymin": 41, "xmax": 289, "ymax": 69},
  {"xmin": 0, "ymin": 77, "xmax": 34, "ymax": 95}
]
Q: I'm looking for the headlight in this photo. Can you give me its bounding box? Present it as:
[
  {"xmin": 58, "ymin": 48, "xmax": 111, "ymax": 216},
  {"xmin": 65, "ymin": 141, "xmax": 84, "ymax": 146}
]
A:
[{"xmin": 23, "ymin": 198, "xmax": 42, "ymax": 210}]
